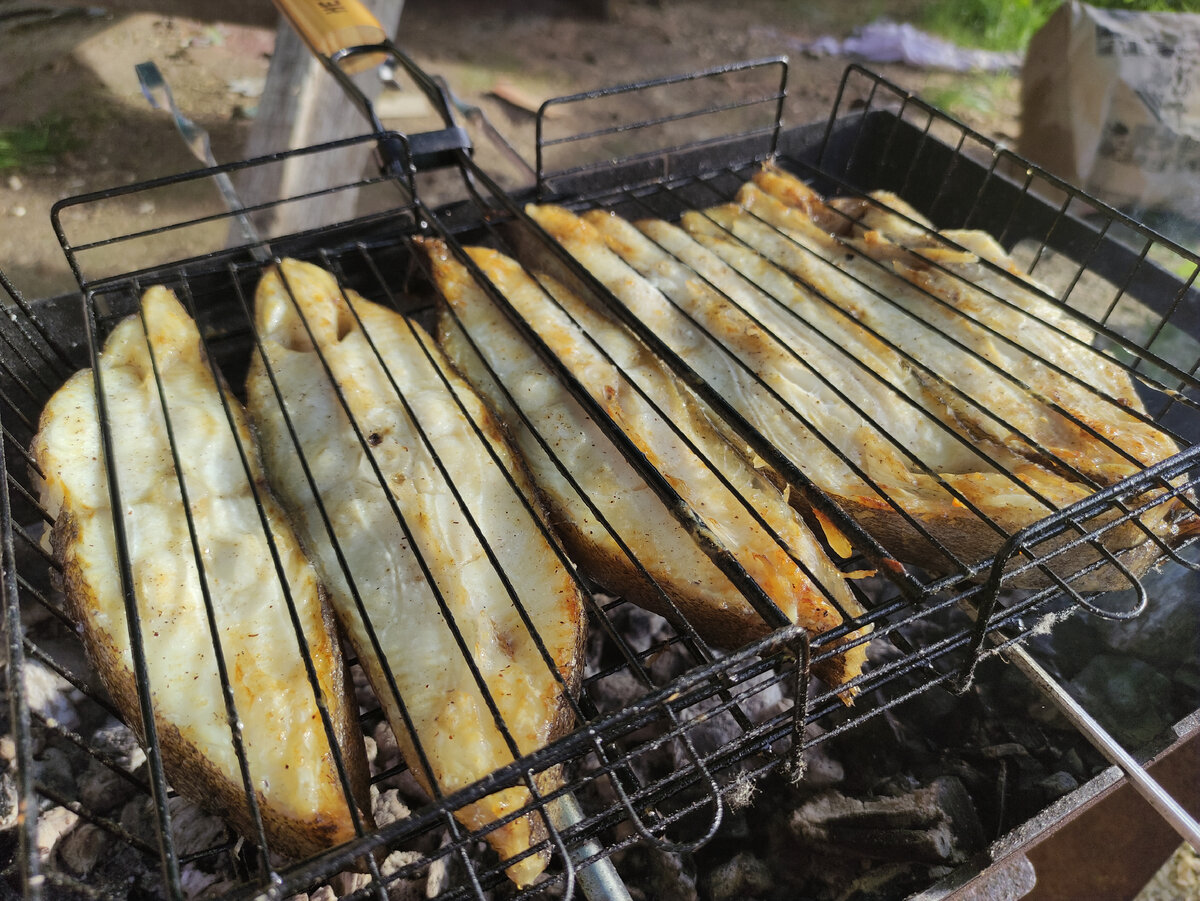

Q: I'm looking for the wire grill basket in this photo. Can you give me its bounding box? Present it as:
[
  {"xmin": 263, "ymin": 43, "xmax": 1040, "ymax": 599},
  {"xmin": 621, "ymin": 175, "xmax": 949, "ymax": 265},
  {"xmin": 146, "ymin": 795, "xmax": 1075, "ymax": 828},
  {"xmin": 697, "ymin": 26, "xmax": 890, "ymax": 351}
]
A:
[{"xmin": 1, "ymin": 61, "xmax": 1198, "ymax": 899}]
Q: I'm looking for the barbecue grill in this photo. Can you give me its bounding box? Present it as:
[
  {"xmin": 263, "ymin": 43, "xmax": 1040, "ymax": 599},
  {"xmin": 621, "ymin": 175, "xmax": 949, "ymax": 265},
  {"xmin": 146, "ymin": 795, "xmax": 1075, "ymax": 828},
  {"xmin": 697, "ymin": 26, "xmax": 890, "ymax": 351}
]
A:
[{"xmin": 2, "ymin": 7, "xmax": 1198, "ymax": 899}]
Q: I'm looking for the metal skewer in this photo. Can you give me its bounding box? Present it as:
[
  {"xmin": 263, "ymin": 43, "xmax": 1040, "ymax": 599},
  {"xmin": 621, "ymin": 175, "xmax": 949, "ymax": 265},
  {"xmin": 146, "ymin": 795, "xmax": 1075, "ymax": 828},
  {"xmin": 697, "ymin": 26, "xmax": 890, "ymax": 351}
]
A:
[
  {"xmin": 135, "ymin": 61, "xmax": 269, "ymax": 260},
  {"xmin": 1006, "ymin": 642, "xmax": 1199, "ymax": 850},
  {"xmin": 550, "ymin": 794, "xmax": 633, "ymax": 901}
]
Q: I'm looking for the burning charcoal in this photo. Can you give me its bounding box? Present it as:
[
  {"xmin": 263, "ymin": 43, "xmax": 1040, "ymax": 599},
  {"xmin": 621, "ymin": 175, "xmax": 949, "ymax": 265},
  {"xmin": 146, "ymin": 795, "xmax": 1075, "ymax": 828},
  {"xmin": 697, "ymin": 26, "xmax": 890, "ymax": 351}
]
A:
[
  {"xmin": 787, "ymin": 776, "xmax": 984, "ymax": 865},
  {"xmin": 372, "ymin": 720, "xmax": 402, "ymax": 776},
  {"xmin": 55, "ymin": 822, "xmax": 111, "ymax": 877},
  {"xmin": 24, "ymin": 659, "xmax": 81, "ymax": 733},
  {"xmin": 77, "ymin": 720, "xmax": 145, "ymax": 815},
  {"xmin": 35, "ymin": 805, "xmax": 78, "ymax": 861},
  {"xmin": 619, "ymin": 845, "xmax": 697, "ymax": 901},
  {"xmin": 167, "ymin": 796, "xmax": 230, "ymax": 858},
  {"xmin": 1091, "ymin": 566, "xmax": 1200, "ymax": 671},
  {"xmin": 705, "ymin": 851, "xmax": 773, "ymax": 901},
  {"xmin": 380, "ymin": 850, "xmax": 427, "ymax": 901},
  {"xmin": 1032, "ymin": 770, "xmax": 1079, "ymax": 804},
  {"xmin": 179, "ymin": 867, "xmax": 230, "ymax": 896},
  {"xmin": 373, "ymin": 788, "xmax": 411, "ymax": 827},
  {"xmin": 0, "ymin": 770, "xmax": 18, "ymax": 830},
  {"xmin": 333, "ymin": 871, "xmax": 373, "ymax": 895},
  {"xmin": 1070, "ymin": 654, "xmax": 1173, "ymax": 747},
  {"xmin": 34, "ymin": 746, "xmax": 77, "ymax": 801}
]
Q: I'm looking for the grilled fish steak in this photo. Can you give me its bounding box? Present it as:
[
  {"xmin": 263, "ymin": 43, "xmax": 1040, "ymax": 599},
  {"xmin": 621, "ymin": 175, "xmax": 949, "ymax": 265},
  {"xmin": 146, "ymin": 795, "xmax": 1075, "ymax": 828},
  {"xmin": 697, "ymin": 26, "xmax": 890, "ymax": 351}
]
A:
[
  {"xmin": 244, "ymin": 259, "xmax": 587, "ymax": 887},
  {"xmin": 30, "ymin": 286, "xmax": 371, "ymax": 859},
  {"xmin": 727, "ymin": 166, "xmax": 1194, "ymax": 578},
  {"xmin": 421, "ymin": 239, "xmax": 869, "ymax": 692},
  {"xmin": 524, "ymin": 201, "xmax": 1185, "ymax": 587},
  {"xmin": 742, "ymin": 166, "xmax": 1181, "ymax": 481}
]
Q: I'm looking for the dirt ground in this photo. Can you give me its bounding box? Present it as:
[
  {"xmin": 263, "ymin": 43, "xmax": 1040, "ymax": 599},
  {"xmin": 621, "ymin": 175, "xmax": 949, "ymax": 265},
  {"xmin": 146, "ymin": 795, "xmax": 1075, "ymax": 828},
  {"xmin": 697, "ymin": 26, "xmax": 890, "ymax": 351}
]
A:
[{"xmin": 0, "ymin": 0, "xmax": 1021, "ymax": 299}]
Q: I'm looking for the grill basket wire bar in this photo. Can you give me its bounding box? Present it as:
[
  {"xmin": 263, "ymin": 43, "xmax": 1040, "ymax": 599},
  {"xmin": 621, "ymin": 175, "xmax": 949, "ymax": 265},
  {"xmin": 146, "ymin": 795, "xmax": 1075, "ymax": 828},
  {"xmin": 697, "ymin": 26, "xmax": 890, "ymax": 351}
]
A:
[
  {"xmin": 49, "ymin": 131, "xmax": 422, "ymax": 292},
  {"xmin": 0, "ymin": 361, "xmax": 39, "ymax": 898},
  {"xmin": 534, "ymin": 57, "xmax": 789, "ymax": 196}
]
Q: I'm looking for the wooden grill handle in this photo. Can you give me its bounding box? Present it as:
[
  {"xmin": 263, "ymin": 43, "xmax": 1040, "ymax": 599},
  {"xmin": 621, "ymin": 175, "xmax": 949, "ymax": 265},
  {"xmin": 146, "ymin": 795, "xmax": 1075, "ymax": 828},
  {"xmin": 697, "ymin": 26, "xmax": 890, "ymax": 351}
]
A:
[{"xmin": 272, "ymin": 0, "xmax": 388, "ymax": 73}]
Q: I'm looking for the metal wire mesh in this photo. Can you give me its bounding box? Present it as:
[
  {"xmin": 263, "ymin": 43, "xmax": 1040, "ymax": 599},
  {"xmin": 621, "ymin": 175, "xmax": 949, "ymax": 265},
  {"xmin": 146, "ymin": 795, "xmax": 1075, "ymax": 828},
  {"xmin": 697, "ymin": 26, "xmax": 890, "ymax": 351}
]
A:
[{"xmin": 1, "ymin": 63, "xmax": 1199, "ymax": 900}]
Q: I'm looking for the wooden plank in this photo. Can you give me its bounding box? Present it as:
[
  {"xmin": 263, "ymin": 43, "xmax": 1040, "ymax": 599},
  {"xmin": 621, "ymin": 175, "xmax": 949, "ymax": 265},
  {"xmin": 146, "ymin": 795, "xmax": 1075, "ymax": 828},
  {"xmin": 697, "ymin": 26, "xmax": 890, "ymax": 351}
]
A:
[{"xmin": 235, "ymin": 1, "xmax": 405, "ymax": 240}]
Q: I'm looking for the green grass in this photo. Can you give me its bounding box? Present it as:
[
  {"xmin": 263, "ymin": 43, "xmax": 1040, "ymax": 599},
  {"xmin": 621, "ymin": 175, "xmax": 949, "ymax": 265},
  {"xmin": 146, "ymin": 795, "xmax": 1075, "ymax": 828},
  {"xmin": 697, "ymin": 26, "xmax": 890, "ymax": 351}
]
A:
[
  {"xmin": 923, "ymin": 72, "xmax": 1013, "ymax": 119},
  {"xmin": 0, "ymin": 118, "xmax": 78, "ymax": 171},
  {"xmin": 920, "ymin": 0, "xmax": 1200, "ymax": 52}
]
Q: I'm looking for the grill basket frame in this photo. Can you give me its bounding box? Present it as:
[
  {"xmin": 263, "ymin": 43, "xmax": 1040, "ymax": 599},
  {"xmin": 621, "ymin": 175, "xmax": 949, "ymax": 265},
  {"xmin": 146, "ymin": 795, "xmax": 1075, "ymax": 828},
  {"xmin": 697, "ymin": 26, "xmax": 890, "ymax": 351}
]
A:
[{"xmin": 0, "ymin": 62, "xmax": 1197, "ymax": 899}]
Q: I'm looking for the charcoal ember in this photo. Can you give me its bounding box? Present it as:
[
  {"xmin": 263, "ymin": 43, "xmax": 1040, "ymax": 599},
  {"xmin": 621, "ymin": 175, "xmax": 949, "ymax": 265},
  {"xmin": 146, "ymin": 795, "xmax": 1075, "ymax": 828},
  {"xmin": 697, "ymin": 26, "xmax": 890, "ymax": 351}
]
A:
[
  {"xmin": 351, "ymin": 663, "xmax": 375, "ymax": 713},
  {"xmin": 617, "ymin": 844, "xmax": 697, "ymax": 901},
  {"xmin": 362, "ymin": 734, "xmax": 377, "ymax": 770},
  {"xmin": 1175, "ymin": 659, "xmax": 1200, "ymax": 706},
  {"xmin": 1032, "ymin": 770, "xmax": 1079, "ymax": 804},
  {"xmin": 55, "ymin": 821, "xmax": 111, "ymax": 877},
  {"xmin": 0, "ymin": 769, "xmax": 17, "ymax": 830},
  {"xmin": 180, "ymin": 867, "xmax": 232, "ymax": 897},
  {"xmin": 166, "ymin": 796, "xmax": 230, "ymax": 858},
  {"xmin": 33, "ymin": 744, "xmax": 75, "ymax": 805},
  {"xmin": 35, "ymin": 804, "xmax": 78, "ymax": 860},
  {"xmin": 23, "ymin": 659, "xmax": 81, "ymax": 734},
  {"xmin": 786, "ymin": 776, "xmax": 984, "ymax": 865},
  {"xmin": 373, "ymin": 788, "xmax": 411, "ymax": 828},
  {"xmin": 78, "ymin": 720, "xmax": 146, "ymax": 815},
  {"xmin": 371, "ymin": 720, "xmax": 402, "ymax": 778},
  {"xmin": 332, "ymin": 871, "xmax": 373, "ymax": 896},
  {"xmin": 380, "ymin": 849, "xmax": 427, "ymax": 901},
  {"xmin": 821, "ymin": 710, "xmax": 916, "ymax": 790},
  {"xmin": 704, "ymin": 851, "xmax": 773, "ymax": 901}
]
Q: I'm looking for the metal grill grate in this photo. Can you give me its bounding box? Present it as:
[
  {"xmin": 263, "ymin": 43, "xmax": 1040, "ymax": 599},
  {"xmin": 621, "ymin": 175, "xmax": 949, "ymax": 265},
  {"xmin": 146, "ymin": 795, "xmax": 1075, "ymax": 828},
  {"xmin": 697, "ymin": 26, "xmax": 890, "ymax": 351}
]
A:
[{"xmin": 1, "ymin": 63, "xmax": 1198, "ymax": 899}]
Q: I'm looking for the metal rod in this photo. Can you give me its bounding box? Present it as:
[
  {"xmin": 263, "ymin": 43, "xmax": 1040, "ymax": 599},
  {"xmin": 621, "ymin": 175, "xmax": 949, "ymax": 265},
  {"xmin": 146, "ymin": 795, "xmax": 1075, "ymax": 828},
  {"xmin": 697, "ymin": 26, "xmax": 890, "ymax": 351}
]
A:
[
  {"xmin": 1006, "ymin": 642, "xmax": 1200, "ymax": 850},
  {"xmin": 135, "ymin": 61, "xmax": 269, "ymax": 260},
  {"xmin": 548, "ymin": 794, "xmax": 633, "ymax": 901}
]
